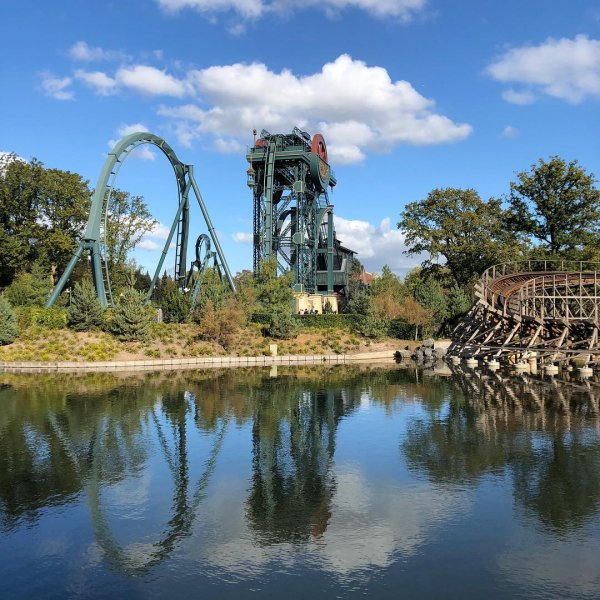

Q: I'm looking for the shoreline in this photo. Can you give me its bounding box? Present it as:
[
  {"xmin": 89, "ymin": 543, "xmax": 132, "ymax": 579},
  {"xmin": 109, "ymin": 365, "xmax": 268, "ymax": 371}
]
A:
[{"xmin": 0, "ymin": 349, "xmax": 398, "ymax": 373}]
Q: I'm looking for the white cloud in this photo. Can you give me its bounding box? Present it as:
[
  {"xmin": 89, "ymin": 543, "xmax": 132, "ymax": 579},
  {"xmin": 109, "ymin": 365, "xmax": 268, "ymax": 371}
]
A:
[
  {"xmin": 159, "ymin": 54, "xmax": 471, "ymax": 162},
  {"xmin": 108, "ymin": 123, "xmax": 155, "ymax": 160},
  {"xmin": 334, "ymin": 215, "xmax": 425, "ymax": 274},
  {"xmin": 156, "ymin": 0, "xmax": 426, "ymax": 22},
  {"xmin": 150, "ymin": 221, "xmax": 171, "ymax": 240},
  {"xmin": 116, "ymin": 65, "xmax": 189, "ymax": 97},
  {"xmin": 68, "ymin": 41, "xmax": 126, "ymax": 62},
  {"xmin": 500, "ymin": 125, "xmax": 519, "ymax": 139},
  {"xmin": 501, "ymin": 89, "xmax": 536, "ymax": 105},
  {"xmin": 40, "ymin": 72, "xmax": 74, "ymax": 100},
  {"xmin": 138, "ymin": 239, "xmax": 163, "ymax": 251},
  {"xmin": 74, "ymin": 69, "xmax": 118, "ymax": 96},
  {"xmin": 232, "ymin": 232, "xmax": 253, "ymax": 243},
  {"xmin": 487, "ymin": 35, "xmax": 600, "ymax": 104}
]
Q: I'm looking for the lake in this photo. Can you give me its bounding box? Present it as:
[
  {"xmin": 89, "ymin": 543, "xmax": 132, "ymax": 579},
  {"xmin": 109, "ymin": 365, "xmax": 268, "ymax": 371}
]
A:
[{"xmin": 0, "ymin": 364, "xmax": 599, "ymax": 599}]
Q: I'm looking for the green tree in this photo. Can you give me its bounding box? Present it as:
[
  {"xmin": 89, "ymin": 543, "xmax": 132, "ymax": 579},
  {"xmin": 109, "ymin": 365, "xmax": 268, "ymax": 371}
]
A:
[
  {"xmin": 67, "ymin": 280, "xmax": 104, "ymax": 331},
  {"xmin": 109, "ymin": 288, "xmax": 155, "ymax": 341},
  {"xmin": 399, "ymin": 188, "xmax": 519, "ymax": 285},
  {"xmin": 0, "ymin": 296, "xmax": 19, "ymax": 345},
  {"xmin": 161, "ymin": 279, "xmax": 192, "ymax": 324},
  {"xmin": 0, "ymin": 160, "xmax": 91, "ymax": 286},
  {"xmin": 505, "ymin": 156, "xmax": 600, "ymax": 255},
  {"xmin": 405, "ymin": 268, "xmax": 449, "ymax": 335},
  {"xmin": 4, "ymin": 263, "xmax": 53, "ymax": 307},
  {"xmin": 255, "ymin": 257, "xmax": 294, "ymax": 316},
  {"xmin": 105, "ymin": 189, "xmax": 157, "ymax": 268},
  {"xmin": 370, "ymin": 265, "xmax": 406, "ymax": 320}
]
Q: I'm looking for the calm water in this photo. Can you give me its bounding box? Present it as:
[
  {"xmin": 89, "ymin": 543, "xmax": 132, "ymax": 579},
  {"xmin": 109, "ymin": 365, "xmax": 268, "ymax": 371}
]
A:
[{"xmin": 1, "ymin": 365, "xmax": 600, "ymax": 599}]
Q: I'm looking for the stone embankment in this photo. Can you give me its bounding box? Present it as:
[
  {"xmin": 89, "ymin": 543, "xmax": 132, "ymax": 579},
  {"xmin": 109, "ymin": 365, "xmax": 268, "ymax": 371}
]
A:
[
  {"xmin": 0, "ymin": 350, "xmax": 397, "ymax": 373},
  {"xmin": 395, "ymin": 339, "xmax": 451, "ymax": 363}
]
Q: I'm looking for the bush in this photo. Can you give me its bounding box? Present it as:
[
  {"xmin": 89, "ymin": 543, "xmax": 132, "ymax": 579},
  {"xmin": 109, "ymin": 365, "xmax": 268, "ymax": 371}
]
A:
[
  {"xmin": 196, "ymin": 298, "xmax": 242, "ymax": 349},
  {"xmin": 68, "ymin": 280, "xmax": 104, "ymax": 331},
  {"xmin": 4, "ymin": 264, "xmax": 53, "ymax": 307},
  {"xmin": 0, "ymin": 297, "xmax": 19, "ymax": 345},
  {"xmin": 293, "ymin": 313, "xmax": 361, "ymax": 330},
  {"xmin": 14, "ymin": 306, "xmax": 68, "ymax": 330},
  {"xmin": 267, "ymin": 311, "xmax": 299, "ymax": 340},
  {"xmin": 161, "ymin": 285, "xmax": 191, "ymax": 323},
  {"xmin": 353, "ymin": 314, "xmax": 389, "ymax": 339},
  {"xmin": 109, "ymin": 288, "xmax": 155, "ymax": 341}
]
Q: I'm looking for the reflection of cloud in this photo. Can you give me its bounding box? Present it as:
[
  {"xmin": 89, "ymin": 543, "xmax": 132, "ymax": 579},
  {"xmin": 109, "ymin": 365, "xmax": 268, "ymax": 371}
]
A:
[
  {"xmin": 195, "ymin": 466, "xmax": 469, "ymax": 578},
  {"xmin": 317, "ymin": 467, "xmax": 469, "ymax": 573},
  {"xmin": 498, "ymin": 531, "xmax": 600, "ymax": 597}
]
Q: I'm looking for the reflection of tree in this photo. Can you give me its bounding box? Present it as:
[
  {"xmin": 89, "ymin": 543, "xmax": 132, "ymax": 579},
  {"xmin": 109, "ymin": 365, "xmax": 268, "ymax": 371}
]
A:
[
  {"xmin": 246, "ymin": 379, "xmax": 357, "ymax": 543},
  {"xmin": 402, "ymin": 366, "xmax": 600, "ymax": 532}
]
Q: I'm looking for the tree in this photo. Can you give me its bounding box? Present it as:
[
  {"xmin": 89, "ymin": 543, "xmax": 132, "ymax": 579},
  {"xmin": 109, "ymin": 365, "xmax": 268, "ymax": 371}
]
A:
[
  {"xmin": 399, "ymin": 188, "xmax": 520, "ymax": 285},
  {"xmin": 0, "ymin": 297, "xmax": 19, "ymax": 345},
  {"xmin": 160, "ymin": 279, "xmax": 191, "ymax": 324},
  {"xmin": 0, "ymin": 160, "xmax": 91, "ymax": 286},
  {"xmin": 405, "ymin": 268, "xmax": 449, "ymax": 335},
  {"xmin": 397, "ymin": 297, "xmax": 432, "ymax": 340},
  {"xmin": 67, "ymin": 280, "xmax": 104, "ymax": 331},
  {"xmin": 505, "ymin": 156, "xmax": 600, "ymax": 255},
  {"xmin": 370, "ymin": 265, "xmax": 406, "ymax": 320},
  {"xmin": 255, "ymin": 257, "xmax": 294, "ymax": 316},
  {"xmin": 109, "ymin": 288, "xmax": 155, "ymax": 341},
  {"xmin": 4, "ymin": 263, "xmax": 53, "ymax": 307},
  {"xmin": 105, "ymin": 189, "xmax": 157, "ymax": 268},
  {"xmin": 196, "ymin": 298, "xmax": 243, "ymax": 349}
]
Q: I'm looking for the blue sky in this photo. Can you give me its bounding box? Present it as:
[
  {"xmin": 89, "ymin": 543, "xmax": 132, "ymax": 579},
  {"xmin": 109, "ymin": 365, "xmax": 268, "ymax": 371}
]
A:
[{"xmin": 1, "ymin": 0, "xmax": 599, "ymax": 277}]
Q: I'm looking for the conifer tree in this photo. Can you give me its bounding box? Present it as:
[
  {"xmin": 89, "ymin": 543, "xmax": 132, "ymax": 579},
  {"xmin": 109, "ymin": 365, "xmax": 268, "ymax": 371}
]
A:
[
  {"xmin": 109, "ymin": 288, "xmax": 154, "ymax": 341},
  {"xmin": 67, "ymin": 280, "xmax": 104, "ymax": 331},
  {"xmin": 0, "ymin": 296, "xmax": 19, "ymax": 345}
]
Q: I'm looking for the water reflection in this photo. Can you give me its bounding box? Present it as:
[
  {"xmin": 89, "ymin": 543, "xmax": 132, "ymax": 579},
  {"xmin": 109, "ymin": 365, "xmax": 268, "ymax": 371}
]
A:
[
  {"xmin": 1, "ymin": 366, "xmax": 600, "ymax": 598},
  {"xmin": 404, "ymin": 365, "xmax": 600, "ymax": 533}
]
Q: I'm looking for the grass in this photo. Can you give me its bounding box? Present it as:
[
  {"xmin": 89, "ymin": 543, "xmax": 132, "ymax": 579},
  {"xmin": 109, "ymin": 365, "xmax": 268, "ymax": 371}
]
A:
[{"xmin": 0, "ymin": 322, "xmax": 411, "ymax": 363}]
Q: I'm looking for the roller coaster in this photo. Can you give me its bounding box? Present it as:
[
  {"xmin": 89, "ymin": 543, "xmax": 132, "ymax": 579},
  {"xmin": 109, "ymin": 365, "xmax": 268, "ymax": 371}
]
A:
[{"xmin": 449, "ymin": 260, "xmax": 600, "ymax": 365}]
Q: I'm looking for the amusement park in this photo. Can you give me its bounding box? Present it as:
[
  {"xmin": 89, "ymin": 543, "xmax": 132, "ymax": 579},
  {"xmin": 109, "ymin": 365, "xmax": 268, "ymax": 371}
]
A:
[{"xmin": 2, "ymin": 1, "xmax": 600, "ymax": 599}]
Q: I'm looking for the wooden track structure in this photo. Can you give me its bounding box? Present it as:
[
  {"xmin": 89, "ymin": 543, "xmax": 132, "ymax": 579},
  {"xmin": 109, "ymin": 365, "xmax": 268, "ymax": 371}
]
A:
[{"xmin": 449, "ymin": 260, "xmax": 600, "ymax": 365}]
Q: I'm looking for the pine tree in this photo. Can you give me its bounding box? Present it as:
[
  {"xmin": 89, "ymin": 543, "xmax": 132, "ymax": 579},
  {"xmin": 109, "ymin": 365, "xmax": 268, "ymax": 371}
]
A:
[
  {"xmin": 67, "ymin": 280, "xmax": 104, "ymax": 331},
  {"xmin": 0, "ymin": 296, "xmax": 19, "ymax": 345},
  {"xmin": 109, "ymin": 288, "xmax": 155, "ymax": 341}
]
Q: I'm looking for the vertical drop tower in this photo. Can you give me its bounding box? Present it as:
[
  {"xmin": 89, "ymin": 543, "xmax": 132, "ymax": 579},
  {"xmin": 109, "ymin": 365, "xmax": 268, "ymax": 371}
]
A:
[{"xmin": 246, "ymin": 128, "xmax": 355, "ymax": 299}]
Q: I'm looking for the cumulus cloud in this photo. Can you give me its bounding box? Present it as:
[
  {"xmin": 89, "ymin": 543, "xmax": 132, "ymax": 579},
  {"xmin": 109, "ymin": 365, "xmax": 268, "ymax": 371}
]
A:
[
  {"xmin": 334, "ymin": 215, "xmax": 426, "ymax": 274},
  {"xmin": 68, "ymin": 41, "xmax": 126, "ymax": 62},
  {"xmin": 232, "ymin": 232, "xmax": 253, "ymax": 244},
  {"xmin": 500, "ymin": 125, "xmax": 519, "ymax": 139},
  {"xmin": 501, "ymin": 89, "xmax": 536, "ymax": 105},
  {"xmin": 75, "ymin": 69, "xmax": 118, "ymax": 96},
  {"xmin": 116, "ymin": 65, "xmax": 189, "ymax": 97},
  {"xmin": 487, "ymin": 34, "xmax": 600, "ymax": 104},
  {"xmin": 138, "ymin": 222, "xmax": 175, "ymax": 251},
  {"xmin": 108, "ymin": 123, "xmax": 155, "ymax": 160},
  {"xmin": 159, "ymin": 54, "xmax": 471, "ymax": 162},
  {"xmin": 40, "ymin": 72, "xmax": 74, "ymax": 100},
  {"xmin": 156, "ymin": 0, "xmax": 426, "ymax": 22}
]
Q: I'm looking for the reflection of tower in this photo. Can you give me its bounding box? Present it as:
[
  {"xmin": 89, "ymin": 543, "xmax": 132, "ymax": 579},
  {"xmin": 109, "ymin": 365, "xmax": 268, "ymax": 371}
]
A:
[
  {"xmin": 247, "ymin": 387, "xmax": 349, "ymax": 543},
  {"xmin": 247, "ymin": 128, "xmax": 355, "ymax": 297}
]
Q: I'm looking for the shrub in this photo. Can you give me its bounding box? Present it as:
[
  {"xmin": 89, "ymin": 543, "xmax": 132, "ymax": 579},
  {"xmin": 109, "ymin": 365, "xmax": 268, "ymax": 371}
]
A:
[
  {"xmin": 4, "ymin": 264, "xmax": 53, "ymax": 307},
  {"xmin": 196, "ymin": 298, "xmax": 243, "ymax": 349},
  {"xmin": 353, "ymin": 314, "xmax": 389, "ymax": 339},
  {"xmin": 0, "ymin": 297, "xmax": 19, "ymax": 345},
  {"xmin": 267, "ymin": 311, "xmax": 299, "ymax": 340},
  {"xmin": 68, "ymin": 280, "xmax": 104, "ymax": 331},
  {"xmin": 161, "ymin": 284, "xmax": 191, "ymax": 323},
  {"xmin": 109, "ymin": 288, "xmax": 154, "ymax": 341}
]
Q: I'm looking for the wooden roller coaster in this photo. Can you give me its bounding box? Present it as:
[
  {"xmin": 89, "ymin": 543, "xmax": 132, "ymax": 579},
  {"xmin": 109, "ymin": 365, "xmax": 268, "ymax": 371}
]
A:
[{"xmin": 449, "ymin": 260, "xmax": 600, "ymax": 365}]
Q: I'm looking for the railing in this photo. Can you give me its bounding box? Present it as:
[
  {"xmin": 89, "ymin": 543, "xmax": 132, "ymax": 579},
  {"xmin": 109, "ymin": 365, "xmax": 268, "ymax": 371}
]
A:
[{"xmin": 480, "ymin": 261, "xmax": 600, "ymax": 322}]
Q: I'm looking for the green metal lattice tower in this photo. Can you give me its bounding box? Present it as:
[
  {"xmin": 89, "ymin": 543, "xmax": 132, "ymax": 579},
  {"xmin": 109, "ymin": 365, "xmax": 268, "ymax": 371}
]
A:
[{"xmin": 246, "ymin": 128, "xmax": 354, "ymax": 296}]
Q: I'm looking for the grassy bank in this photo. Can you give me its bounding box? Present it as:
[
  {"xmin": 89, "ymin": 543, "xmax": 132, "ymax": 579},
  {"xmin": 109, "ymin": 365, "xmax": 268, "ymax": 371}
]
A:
[{"xmin": 0, "ymin": 322, "xmax": 413, "ymax": 363}]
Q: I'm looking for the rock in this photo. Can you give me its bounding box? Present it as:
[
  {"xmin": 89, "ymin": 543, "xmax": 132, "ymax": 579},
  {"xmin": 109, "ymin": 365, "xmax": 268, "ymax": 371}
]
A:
[{"xmin": 422, "ymin": 338, "xmax": 435, "ymax": 348}]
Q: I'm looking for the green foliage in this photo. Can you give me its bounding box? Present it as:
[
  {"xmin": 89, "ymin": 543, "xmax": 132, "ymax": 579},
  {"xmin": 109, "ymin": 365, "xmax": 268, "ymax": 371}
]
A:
[
  {"xmin": 323, "ymin": 299, "xmax": 334, "ymax": 314},
  {"xmin": 4, "ymin": 263, "xmax": 53, "ymax": 307},
  {"xmin": 109, "ymin": 288, "xmax": 155, "ymax": 341},
  {"xmin": 345, "ymin": 290, "xmax": 373, "ymax": 316},
  {"xmin": 0, "ymin": 159, "xmax": 91, "ymax": 287},
  {"xmin": 67, "ymin": 280, "xmax": 104, "ymax": 331},
  {"xmin": 399, "ymin": 188, "xmax": 520, "ymax": 285},
  {"xmin": 353, "ymin": 314, "xmax": 389, "ymax": 339},
  {"xmin": 105, "ymin": 189, "xmax": 157, "ymax": 268},
  {"xmin": 255, "ymin": 257, "xmax": 294, "ymax": 316},
  {"xmin": 293, "ymin": 313, "xmax": 359, "ymax": 330},
  {"xmin": 15, "ymin": 306, "xmax": 68, "ymax": 330},
  {"xmin": 267, "ymin": 311, "xmax": 299, "ymax": 339},
  {"xmin": 506, "ymin": 156, "xmax": 600, "ymax": 255},
  {"xmin": 160, "ymin": 280, "xmax": 191, "ymax": 324},
  {"xmin": 0, "ymin": 296, "xmax": 19, "ymax": 345},
  {"xmin": 192, "ymin": 268, "xmax": 230, "ymax": 315},
  {"xmin": 448, "ymin": 284, "xmax": 471, "ymax": 319}
]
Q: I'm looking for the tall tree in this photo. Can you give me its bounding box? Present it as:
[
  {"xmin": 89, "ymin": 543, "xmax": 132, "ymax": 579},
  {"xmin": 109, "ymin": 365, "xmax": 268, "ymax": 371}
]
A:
[
  {"xmin": 0, "ymin": 160, "xmax": 91, "ymax": 287},
  {"xmin": 505, "ymin": 156, "xmax": 600, "ymax": 255},
  {"xmin": 105, "ymin": 189, "xmax": 157, "ymax": 268},
  {"xmin": 398, "ymin": 188, "xmax": 520, "ymax": 285}
]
